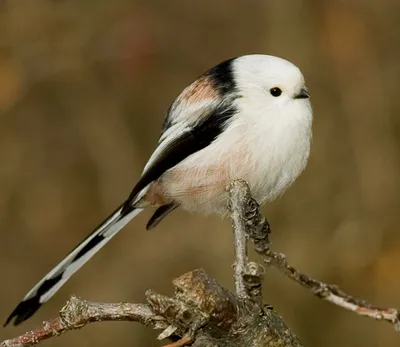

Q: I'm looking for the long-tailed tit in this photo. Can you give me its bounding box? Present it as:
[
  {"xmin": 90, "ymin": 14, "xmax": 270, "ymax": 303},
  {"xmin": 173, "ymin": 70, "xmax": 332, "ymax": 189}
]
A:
[{"xmin": 5, "ymin": 54, "xmax": 312, "ymax": 326}]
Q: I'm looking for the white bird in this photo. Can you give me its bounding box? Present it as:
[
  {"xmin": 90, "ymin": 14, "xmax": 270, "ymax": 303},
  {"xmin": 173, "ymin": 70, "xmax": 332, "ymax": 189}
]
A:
[{"xmin": 5, "ymin": 54, "xmax": 312, "ymax": 326}]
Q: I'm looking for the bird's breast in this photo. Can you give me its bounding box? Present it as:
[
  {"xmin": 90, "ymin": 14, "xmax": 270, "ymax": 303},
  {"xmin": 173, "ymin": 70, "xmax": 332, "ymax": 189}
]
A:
[{"xmin": 146, "ymin": 110, "xmax": 311, "ymax": 215}]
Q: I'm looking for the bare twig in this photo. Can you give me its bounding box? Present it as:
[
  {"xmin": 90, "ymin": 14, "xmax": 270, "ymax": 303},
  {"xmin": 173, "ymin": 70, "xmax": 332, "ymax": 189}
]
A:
[
  {"xmin": 263, "ymin": 252, "xmax": 400, "ymax": 328},
  {"xmin": 228, "ymin": 180, "xmax": 266, "ymax": 304},
  {"xmin": 228, "ymin": 180, "xmax": 250, "ymax": 298},
  {"xmin": 1, "ymin": 297, "xmax": 166, "ymax": 347},
  {"xmin": 229, "ymin": 180, "xmax": 400, "ymax": 329}
]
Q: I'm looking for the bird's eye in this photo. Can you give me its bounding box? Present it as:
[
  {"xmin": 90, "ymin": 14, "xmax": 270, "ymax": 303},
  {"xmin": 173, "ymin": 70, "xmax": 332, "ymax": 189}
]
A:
[{"xmin": 270, "ymin": 87, "xmax": 282, "ymax": 97}]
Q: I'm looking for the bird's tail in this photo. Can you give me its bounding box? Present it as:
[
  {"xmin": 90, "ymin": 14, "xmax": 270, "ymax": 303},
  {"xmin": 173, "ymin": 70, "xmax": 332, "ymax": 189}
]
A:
[{"xmin": 4, "ymin": 204, "xmax": 143, "ymax": 326}]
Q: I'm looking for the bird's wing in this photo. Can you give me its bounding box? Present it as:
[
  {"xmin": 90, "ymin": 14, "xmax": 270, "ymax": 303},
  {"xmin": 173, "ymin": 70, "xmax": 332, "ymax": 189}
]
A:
[
  {"xmin": 123, "ymin": 104, "xmax": 237, "ymax": 210},
  {"xmin": 122, "ymin": 66, "xmax": 238, "ymax": 210}
]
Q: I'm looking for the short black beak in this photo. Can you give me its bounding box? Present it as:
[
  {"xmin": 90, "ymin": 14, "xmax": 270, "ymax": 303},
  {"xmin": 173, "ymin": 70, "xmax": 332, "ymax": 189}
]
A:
[{"xmin": 293, "ymin": 88, "xmax": 310, "ymax": 99}]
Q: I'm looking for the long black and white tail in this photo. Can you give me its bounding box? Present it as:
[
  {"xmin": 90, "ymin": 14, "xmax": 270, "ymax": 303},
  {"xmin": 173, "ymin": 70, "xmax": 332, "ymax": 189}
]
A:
[{"xmin": 4, "ymin": 204, "xmax": 143, "ymax": 326}]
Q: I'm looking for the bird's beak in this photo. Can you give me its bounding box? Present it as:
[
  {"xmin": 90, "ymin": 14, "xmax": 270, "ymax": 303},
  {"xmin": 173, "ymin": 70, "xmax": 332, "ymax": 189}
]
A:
[{"xmin": 293, "ymin": 88, "xmax": 310, "ymax": 99}]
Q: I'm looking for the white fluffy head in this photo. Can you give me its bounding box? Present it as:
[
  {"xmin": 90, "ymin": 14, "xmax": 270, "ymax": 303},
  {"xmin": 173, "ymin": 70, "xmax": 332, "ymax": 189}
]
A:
[{"xmin": 232, "ymin": 55, "xmax": 309, "ymax": 108}]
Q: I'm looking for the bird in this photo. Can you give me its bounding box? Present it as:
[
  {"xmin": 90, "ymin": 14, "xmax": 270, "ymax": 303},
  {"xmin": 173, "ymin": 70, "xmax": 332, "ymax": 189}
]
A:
[{"xmin": 5, "ymin": 54, "xmax": 312, "ymax": 326}]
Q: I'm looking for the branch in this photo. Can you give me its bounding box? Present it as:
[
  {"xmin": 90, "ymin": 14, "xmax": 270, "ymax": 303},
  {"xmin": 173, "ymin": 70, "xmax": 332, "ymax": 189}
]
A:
[
  {"xmin": 230, "ymin": 180, "xmax": 400, "ymax": 329},
  {"xmin": 1, "ymin": 298, "xmax": 167, "ymax": 347},
  {"xmin": 229, "ymin": 180, "xmax": 251, "ymax": 298},
  {"xmin": 2, "ymin": 179, "xmax": 304, "ymax": 347},
  {"xmin": 264, "ymin": 252, "xmax": 400, "ymax": 328},
  {"xmin": 3, "ymin": 179, "xmax": 398, "ymax": 347},
  {"xmin": 2, "ymin": 268, "xmax": 304, "ymax": 347},
  {"xmin": 229, "ymin": 180, "xmax": 266, "ymax": 304}
]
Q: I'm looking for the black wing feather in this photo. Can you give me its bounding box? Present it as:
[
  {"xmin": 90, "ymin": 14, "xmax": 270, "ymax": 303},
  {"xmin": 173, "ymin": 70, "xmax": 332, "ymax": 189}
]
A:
[{"xmin": 122, "ymin": 106, "xmax": 236, "ymax": 214}]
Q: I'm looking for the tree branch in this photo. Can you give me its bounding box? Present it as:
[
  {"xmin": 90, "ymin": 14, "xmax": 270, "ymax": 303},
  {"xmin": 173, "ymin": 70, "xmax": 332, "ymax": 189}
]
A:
[
  {"xmin": 1, "ymin": 179, "xmax": 303, "ymax": 347},
  {"xmin": 2, "ymin": 267, "xmax": 304, "ymax": 347},
  {"xmin": 229, "ymin": 180, "xmax": 251, "ymax": 299},
  {"xmin": 264, "ymin": 252, "xmax": 400, "ymax": 328},
  {"xmin": 230, "ymin": 180, "xmax": 400, "ymax": 329},
  {"xmin": 1, "ymin": 298, "xmax": 166, "ymax": 347},
  {"xmin": 2, "ymin": 179, "xmax": 398, "ymax": 347},
  {"xmin": 229, "ymin": 180, "xmax": 267, "ymax": 304}
]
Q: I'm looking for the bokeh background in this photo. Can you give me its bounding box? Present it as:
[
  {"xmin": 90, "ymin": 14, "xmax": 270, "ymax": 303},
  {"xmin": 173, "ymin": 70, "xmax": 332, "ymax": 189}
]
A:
[{"xmin": 1, "ymin": 1, "xmax": 400, "ymax": 346}]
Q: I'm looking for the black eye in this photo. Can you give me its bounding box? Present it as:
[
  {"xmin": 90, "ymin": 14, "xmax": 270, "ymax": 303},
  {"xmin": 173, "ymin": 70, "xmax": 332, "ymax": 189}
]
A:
[{"xmin": 270, "ymin": 87, "xmax": 282, "ymax": 97}]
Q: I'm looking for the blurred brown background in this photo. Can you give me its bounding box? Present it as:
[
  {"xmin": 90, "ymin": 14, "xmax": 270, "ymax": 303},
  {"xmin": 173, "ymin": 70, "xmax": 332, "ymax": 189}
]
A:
[{"xmin": 1, "ymin": 0, "xmax": 400, "ymax": 346}]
